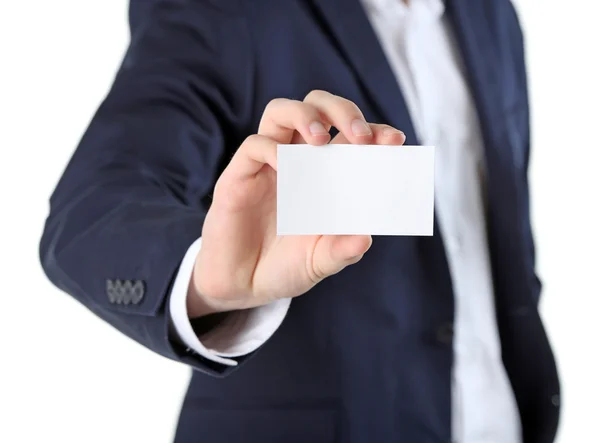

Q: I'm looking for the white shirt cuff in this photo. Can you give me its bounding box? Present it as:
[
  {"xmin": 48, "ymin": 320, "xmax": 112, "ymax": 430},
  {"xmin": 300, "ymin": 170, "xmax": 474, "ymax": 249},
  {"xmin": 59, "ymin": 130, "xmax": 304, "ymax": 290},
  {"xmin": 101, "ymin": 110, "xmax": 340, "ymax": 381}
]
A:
[{"xmin": 169, "ymin": 237, "xmax": 291, "ymax": 367}]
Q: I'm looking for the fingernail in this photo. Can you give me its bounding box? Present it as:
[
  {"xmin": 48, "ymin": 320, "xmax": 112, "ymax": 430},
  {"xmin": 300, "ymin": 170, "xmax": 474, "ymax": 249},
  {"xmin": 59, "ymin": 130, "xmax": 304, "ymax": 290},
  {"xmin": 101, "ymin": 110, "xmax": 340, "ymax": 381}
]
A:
[
  {"xmin": 309, "ymin": 121, "xmax": 328, "ymax": 135},
  {"xmin": 351, "ymin": 119, "xmax": 372, "ymax": 136},
  {"xmin": 383, "ymin": 127, "xmax": 404, "ymax": 137}
]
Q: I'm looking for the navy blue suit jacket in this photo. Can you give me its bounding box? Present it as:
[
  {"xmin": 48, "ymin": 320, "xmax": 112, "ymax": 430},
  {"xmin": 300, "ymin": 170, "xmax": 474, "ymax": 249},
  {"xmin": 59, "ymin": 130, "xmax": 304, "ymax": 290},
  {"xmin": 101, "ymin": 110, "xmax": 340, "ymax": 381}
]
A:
[{"xmin": 40, "ymin": 0, "xmax": 560, "ymax": 442}]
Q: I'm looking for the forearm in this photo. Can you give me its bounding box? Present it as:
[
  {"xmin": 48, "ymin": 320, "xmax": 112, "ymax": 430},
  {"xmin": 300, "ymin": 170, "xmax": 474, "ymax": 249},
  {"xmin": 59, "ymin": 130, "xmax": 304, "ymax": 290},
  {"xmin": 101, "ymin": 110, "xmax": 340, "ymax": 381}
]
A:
[{"xmin": 40, "ymin": 151, "xmax": 204, "ymax": 360}]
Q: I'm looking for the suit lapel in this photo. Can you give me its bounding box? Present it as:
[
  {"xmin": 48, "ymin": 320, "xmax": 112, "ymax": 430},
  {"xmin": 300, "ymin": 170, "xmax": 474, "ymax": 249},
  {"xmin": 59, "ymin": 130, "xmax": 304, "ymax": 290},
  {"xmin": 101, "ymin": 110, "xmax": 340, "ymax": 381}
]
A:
[
  {"xmin": 447, "ymin": 0, "xmax": 520, "ymax": 193},
  {"xmin": 309, "ymin": 0, "xmax": 418, "ymax": 143},
  {"xmin": 446, "ymin": 0, "xmax": 527, "ymax": 305},
  {"xmin": 446, "ymin": 0, "xmax": 503, "ymax": 156}
]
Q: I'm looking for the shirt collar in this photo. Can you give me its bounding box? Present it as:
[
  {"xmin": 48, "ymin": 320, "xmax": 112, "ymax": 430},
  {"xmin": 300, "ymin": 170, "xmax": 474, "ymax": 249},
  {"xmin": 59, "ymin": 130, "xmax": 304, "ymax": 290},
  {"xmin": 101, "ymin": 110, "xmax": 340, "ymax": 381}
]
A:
[{"xmin": 362, "ymin": 0, "xmax": 445, "ymax": 18}]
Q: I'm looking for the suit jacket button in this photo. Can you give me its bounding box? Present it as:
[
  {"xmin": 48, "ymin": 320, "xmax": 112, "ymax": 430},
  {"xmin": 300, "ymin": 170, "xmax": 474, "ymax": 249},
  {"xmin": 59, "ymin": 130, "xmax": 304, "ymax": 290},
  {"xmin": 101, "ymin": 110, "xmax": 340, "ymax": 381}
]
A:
[
  {"xmin": 106, "ymin": 280, "xmax": 117, "ymax": 303},
  {"xmin": 131, "ymin": 280, "xmax": 145, "ymax": 304},
  {"xmin": 551, "ymin": 394, "xmax": 560, "ymax": 407},
  {"xmin": 436, "ymin": 322, "xmax": 454, "ymax": 345}
]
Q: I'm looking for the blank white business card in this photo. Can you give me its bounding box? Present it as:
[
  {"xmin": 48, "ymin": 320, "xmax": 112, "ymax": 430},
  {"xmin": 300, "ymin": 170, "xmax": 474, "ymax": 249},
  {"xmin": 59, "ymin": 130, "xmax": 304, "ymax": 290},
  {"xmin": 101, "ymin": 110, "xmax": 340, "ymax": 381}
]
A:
[{"xmin": 277, "ymin": 144, "xmax": 434, "ymax": 236}]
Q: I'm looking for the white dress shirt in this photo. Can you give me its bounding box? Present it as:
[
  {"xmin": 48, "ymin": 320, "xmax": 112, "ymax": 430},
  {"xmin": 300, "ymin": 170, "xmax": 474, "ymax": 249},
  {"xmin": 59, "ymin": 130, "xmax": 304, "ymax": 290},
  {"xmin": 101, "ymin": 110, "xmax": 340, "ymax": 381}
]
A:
[{"xmin": 169, "ymin": 0, "xmax": 523, "ymax": 441}]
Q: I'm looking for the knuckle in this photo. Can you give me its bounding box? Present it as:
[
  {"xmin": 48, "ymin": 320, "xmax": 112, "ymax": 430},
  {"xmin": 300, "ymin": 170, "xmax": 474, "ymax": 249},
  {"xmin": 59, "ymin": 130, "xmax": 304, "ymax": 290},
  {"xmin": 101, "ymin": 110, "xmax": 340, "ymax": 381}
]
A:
[
  {"xmin": 265, "ymin": 97, "xmax": 288, "ymax": 111},
  {"xmin": 290, "ymin": 101, "xmax": 319, "ymax": 121},
  {"xmin": 334, "ymin": 96, "xmax": 362, "ymax": 116},
  {"xmin": 304, "ymin": 89, "xmax": 329, "ymax": 102},
  {"xmin": 262, "ymin": 98, "xmax": 318, "ymax": 128},
  {"xmin": 244, "ymin": 133, "xmax": 264, "ymax": 144},
  {"xmin": 242, "ymin": 133, "xmax": 266, "ymax": 149},
  {"xmin": 286, "ymin": 99, "xmax": 309, "ymax": 115},
  {"xmin": 305, "ymin": 90, "xmax": 364, "ymax": 120},
  {"xmin": 260, "ymin": 98, "xmax": 288, "ymax": 122}
]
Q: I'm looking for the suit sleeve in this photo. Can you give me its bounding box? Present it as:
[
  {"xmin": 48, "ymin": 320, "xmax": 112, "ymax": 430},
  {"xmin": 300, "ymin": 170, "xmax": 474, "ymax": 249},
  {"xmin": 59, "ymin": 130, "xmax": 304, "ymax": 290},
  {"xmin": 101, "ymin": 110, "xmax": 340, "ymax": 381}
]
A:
[{"xmin": 39, "ymin": 0, "xmax": 254, "ymax": 376}]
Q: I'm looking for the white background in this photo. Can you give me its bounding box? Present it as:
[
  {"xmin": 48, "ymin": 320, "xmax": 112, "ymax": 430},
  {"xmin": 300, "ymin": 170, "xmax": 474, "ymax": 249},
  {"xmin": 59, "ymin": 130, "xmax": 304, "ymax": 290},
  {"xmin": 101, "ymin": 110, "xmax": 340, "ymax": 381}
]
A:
[{"xmin": 0, "ymin": 1, "xmax": 598, "ymax": 442}]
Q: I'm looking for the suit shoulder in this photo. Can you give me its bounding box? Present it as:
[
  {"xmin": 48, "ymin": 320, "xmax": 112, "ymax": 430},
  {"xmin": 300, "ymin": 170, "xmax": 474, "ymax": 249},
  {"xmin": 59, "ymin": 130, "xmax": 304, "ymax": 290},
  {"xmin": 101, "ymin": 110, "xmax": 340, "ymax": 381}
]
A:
[{"xmin": 129, "ymin": 0, "xmax": 249, "ymax": 28}]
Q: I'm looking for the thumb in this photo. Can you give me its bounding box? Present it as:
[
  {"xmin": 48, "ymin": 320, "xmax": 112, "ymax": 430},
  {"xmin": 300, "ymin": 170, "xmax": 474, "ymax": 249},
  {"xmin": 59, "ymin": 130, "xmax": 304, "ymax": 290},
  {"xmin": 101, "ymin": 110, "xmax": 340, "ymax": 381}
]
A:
[{"xmin": 311, "ymin": 235, "xmax": 372, "ymax": 281}]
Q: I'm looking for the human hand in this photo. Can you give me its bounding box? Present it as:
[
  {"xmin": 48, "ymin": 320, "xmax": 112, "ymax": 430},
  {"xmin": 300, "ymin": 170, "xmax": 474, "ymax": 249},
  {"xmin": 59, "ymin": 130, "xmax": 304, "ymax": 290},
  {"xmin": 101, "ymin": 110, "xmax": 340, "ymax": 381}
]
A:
[{"xmin": 188, "ymin": 90, "xmax": 406, "ymax": 317}]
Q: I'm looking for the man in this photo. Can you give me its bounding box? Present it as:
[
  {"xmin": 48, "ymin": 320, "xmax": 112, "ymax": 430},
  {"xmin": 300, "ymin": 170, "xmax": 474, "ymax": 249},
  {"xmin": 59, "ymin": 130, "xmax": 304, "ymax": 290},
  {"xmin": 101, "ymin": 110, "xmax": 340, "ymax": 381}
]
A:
[{"xmin": 39, "ymin": 0, "xmax": 560, "ymax": 442}]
